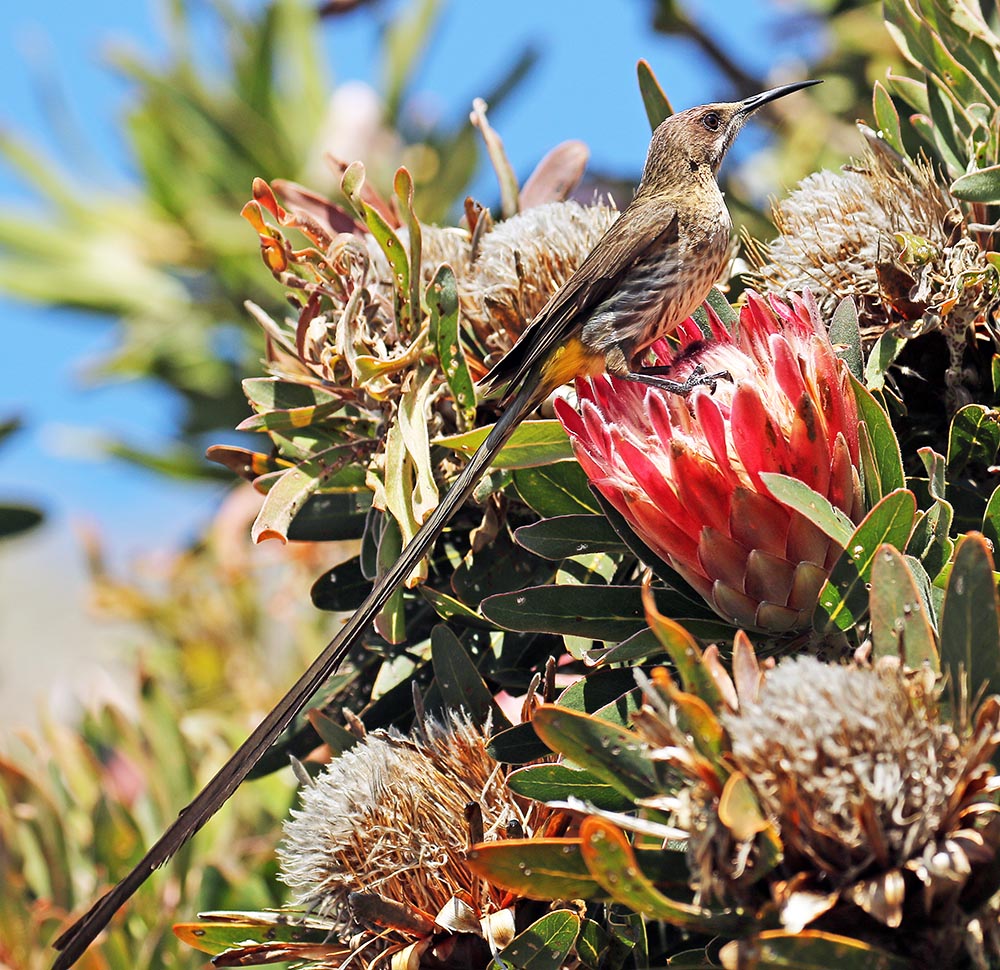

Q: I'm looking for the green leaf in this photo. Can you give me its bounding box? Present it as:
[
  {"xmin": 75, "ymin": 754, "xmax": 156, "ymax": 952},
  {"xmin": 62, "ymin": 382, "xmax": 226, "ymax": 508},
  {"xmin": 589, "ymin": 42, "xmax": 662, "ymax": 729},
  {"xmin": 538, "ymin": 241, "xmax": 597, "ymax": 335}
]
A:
[
  {"xmin": 431, "ymin": 625, "xmax": 512, "ymax": 731},
  {"xmin": 531, "ymin": 706, "xmax": 659, "ymax": 800},
  {"xmin": 452, "ymin": 526, "xmax": 555, "ymax": 607},
  {"xmin": 760, "ymin": 473, "xmax": 855, "ymax": 546},
  {"xmin": 467, "ymin": 838, "xmax": 602, "ymax": 900},
  {"xmin": 828, "ymin": 297, "xmax": 864, "ymax": 380},
  {"xmin": 507, "ymin": 763, "xmax": 632, "ymax": 811},
  {"xmin": 869, "ymin": 545, "xmax": 940, "ymax": 671},
  {"xmin": 576, "ymin": 918, "xmax": 615, "ymax": 970},
  {"xmin": 852, "ymin": 375, "xmax": 906, "ymax": 503},
  {"xmin": 815, "ymin": 489, "xmax": 917, "ymax": 633},
  {"xmin": 864, "ymin": 332, "xmax": 907, "ymax": 392},
  {"xmin": 251, "ymin": 458, "xmax": 345, "ymax": 544},
  {"xmin": 873, "ymin": 80, "xmax": 905, "ymax": 155},
  {"xmin": 286, "ymin": 490, "xmax": 370, "ymax": 542},
  {"xmin": 951, "ymin": 164, "xmax": 1000, "ymax": 203},
  {"xmin": 436, "ymin": 420, "xmax": 574, "ymax": 469},
  {"xmin": 394, "ymin": 166, "xmax": 423, "ymax": 336},
  {"xmin": 636, "ymin": 58, "xmax": 673, "ymax": 131},
  {"xmin": 375, "ymin": 514, "xmax": 406, "ymax": 643},
  {"xmin": 419, "ymin": 585, "xmax": 496, "ymax": 629},
  {"xmin": 482, "ymin": 584, "xmax": 649, "ymax": 642},
  {"xmin": 307, "ymin": 710, "xmax": 358, "ymax": 757},
  {"xmin": 428, "ymin": 264, "xmax": 476, "ymax": 428},
  {"xmin": 311, "ymin": 555, "xmax": 370, "ymax": 612},
  {"xmin": 983, "ymin": 484, "xmax": 1000, "ymax": 550},
  {"xmin": 514, "ymin": 462, "xmax": 600, "ymax": 516},
  {"xmin": 174, "ymin": 912, "xmax": 337, "ymax": 955},
  {"xmin": 494, "ymin": 909, "xmax": 581, "ymax": 970},
  {"xmin": 514, "ymin": 514, "xmax": 627, "ymax": 560},
  {"xmin": 947, "ymin": 404, "xmax": 1000, "ymax": 477},
  {"xmin": 939, "ymin": 533, "xmax": 1000, "ymax": 705}
]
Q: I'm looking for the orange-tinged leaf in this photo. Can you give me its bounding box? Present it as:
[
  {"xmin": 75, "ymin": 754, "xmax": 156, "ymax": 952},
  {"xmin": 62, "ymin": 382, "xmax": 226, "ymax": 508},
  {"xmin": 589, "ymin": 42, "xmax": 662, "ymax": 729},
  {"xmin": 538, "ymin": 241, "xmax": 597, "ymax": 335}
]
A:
[
  {"xmin": 642, "ymin": 582, "xmax": 723, "ymax": 708},
  {"xmin": 579, "ymin": 817, "xmax": 745, "ymax": 934}
]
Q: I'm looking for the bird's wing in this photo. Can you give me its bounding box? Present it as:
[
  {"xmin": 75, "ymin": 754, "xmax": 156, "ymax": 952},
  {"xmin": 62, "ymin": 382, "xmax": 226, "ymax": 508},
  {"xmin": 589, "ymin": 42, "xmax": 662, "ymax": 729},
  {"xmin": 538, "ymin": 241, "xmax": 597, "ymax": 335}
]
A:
[{"xmin": 479, "ymin": 199, "xmax": 679, "ymax": 398}]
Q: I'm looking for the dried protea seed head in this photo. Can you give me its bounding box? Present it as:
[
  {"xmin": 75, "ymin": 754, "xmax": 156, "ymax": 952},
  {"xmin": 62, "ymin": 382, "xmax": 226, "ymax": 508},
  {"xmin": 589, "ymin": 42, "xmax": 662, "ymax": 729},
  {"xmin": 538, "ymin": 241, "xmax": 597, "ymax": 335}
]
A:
[
  {"xmin": 278, "ymin": 711, "xmax": 527, "ymax": 935},
  {"xmin": 677, "ymin": 656, "xmax": 1000, "ymax": 964},
  {"xmin": 722, "ymin": 658, "xmax": 961, "ymax": 874},
  {"xmin": 461, "ymin": 200, "xmax": 618, "ymax": 361},
  {"xmin": 746, "ymin": 151, "xmax": 1000, "ymax": 403}
]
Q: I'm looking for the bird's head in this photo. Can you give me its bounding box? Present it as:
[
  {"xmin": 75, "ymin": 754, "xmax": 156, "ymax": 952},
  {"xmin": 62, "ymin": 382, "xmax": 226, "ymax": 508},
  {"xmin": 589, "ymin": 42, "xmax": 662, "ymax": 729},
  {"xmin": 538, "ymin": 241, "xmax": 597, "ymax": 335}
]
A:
[{"xmin": 641, "ymin": 79, "xmax": 821, "ymax": 186}]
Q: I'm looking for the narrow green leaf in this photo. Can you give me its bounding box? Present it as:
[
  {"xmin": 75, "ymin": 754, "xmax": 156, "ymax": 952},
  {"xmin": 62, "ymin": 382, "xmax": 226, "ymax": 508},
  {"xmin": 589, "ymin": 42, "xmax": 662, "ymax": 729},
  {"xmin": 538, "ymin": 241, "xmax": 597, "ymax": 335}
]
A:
[
  {"xmin": 939, "ymin": 533, "xmax": 1000, "ymax": 703},
  {"xmin": 532, "ymin": 705, "xmax": 659, "ymax": 800},
  {"xmin": 580, "ymin": 818, "xmax": 743, "ymax": 933},
  {"xmin": 983, "ymin": 484, "xmax": 1000, "ymax": 549},
  {"xmin": 828, "ymin": 297, "xmax": 864, "ymax": 380},
  {"xmin": 481, "ymin": 584, "xmax": 647, "ymax": 641},
  {"xmin": 242, "ymin": 377, "xmax": 338, "ymax": 413},
  {"xmin": 514, "ymin": 514, "xmax": 627, "ymax": 560},
  {"xmin": 869, "ymin": 545, "xmax": 940, "ymax": 671},
  {"xmin": 466, "ymin": 838, "xmax": 601, "ymax": 900},
  {"xmin": 431, "ymin": 625, "xmax": 512, "ymax": 730},
  {"xmin": 428, "ymin": 264, "xmax": 476, "ymax": 427},
  {"xmin": 307, "ymin": 710, "xmax": 358, "ymax": 756},
  {"xmin": 750, "ymin": 929, "xmax": 910, "ymax": 969},
  {"xmin": 514, "ymin": 462, "xmax": 601, "ymax": 516},
  {"xmin": 286, "ymin": 491, "xmax": 370, "ymax": 542},
  {"xmin": 873, "ymin": 80, "xmax": 905, "ymax": 155},
  {"xmin": 636, "ymin": 59, "xmax": 673, "ymax": 131},
  {"xmin": 815, "ymin": 489, "xmax": 917, "ymax": 633},
  {"xmin": 864, "ymin": 332, "xmax": 906, "ymax": 392},
  {"xmin": 852, "ymin": 375, "xmax": 906, "ymax": 502},
  {"xmin": 173, "ymin": 912, "xmax": 336, "ymax": 955},
  {"xmin": 394, "ymin": 166, "xmax": 422, "ymax": 336},
  {"xmin": 507, "ymin": 763, "xmax": 632, "ymax": 811},
  {"xmin": 436, "ymin": 420, "xmax": 573, "ymax": 469},
  {"xmin": 375, "ymin": 514, "xmax": 406, "ymax": 643},
  {"xmin": 419, "ymin": 586, "xmax": 495, "ymax": 629}
]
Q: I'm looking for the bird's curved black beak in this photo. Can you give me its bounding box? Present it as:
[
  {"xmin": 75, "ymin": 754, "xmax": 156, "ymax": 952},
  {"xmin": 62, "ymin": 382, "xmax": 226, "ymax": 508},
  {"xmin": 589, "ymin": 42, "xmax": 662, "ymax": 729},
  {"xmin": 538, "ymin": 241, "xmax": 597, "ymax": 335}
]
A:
[{"xmin": 738, "ymin": 79, "xmax": 821, "ymax": 114}]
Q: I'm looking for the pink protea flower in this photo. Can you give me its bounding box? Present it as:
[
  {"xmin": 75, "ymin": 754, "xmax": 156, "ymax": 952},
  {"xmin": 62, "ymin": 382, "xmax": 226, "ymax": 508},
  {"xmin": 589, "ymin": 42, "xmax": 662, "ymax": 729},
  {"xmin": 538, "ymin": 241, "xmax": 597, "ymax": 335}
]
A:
[{"xmin": 556, "ymin": 291, "xmax": 864, "ymax": 633}]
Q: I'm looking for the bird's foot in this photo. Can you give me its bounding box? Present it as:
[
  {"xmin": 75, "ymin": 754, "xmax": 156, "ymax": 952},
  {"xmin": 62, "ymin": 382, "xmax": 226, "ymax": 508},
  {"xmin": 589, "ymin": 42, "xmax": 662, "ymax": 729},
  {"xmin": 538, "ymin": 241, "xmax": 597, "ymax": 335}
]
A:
[{"xmin": 621, "ymin": 363, "xmax": 731, "ymax": 396}]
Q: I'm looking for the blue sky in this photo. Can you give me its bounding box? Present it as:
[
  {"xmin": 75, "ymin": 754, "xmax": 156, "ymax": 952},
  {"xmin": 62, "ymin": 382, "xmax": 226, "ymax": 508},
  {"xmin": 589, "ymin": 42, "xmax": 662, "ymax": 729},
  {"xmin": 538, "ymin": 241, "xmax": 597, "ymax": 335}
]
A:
[{"xmin": 0, "ymin": 0, "xmax": 820, "ymax": 561}]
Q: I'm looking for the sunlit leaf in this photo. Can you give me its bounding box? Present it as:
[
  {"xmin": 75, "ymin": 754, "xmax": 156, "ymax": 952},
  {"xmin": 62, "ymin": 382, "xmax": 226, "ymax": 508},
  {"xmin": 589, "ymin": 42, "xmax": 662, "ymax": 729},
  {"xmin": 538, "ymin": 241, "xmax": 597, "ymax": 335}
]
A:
[
  {"xmin": 494, "ymin": 909, "xmax": 581, "ymax": 970},
  {"xmin": 869, "ymin": 545, "xmax": 940, "ymax": 671}
]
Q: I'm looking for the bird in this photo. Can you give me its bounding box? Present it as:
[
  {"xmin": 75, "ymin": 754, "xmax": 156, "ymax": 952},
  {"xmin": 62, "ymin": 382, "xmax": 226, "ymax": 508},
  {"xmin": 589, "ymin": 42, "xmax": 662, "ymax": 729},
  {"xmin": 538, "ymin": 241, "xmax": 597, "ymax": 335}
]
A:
[{"xmin": 52, "ymin": 77, "xmax": 819, "ymax": 969}]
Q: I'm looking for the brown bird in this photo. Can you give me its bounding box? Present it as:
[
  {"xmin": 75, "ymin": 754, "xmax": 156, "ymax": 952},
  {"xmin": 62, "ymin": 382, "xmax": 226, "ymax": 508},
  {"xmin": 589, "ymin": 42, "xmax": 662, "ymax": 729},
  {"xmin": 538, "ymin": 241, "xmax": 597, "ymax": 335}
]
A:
[{"xmin": 52, "ymin": 77, "xmax": 819, "ymax": 969}]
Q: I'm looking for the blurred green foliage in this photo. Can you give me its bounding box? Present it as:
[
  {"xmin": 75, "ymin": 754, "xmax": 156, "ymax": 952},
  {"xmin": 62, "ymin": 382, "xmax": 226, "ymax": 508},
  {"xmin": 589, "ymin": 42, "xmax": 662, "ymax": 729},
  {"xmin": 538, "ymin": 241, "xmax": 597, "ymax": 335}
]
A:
[{"xmin": 0, "ymin": 504, "xmax": 339, "ymax": 968}]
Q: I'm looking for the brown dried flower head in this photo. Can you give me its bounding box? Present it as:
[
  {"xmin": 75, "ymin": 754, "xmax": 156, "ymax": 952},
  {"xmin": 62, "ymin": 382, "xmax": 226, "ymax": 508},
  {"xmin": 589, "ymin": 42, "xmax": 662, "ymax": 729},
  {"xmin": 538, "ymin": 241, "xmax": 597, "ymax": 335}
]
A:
[
  {"xmin": 647, "ymin": 653, "xmax": 1000, "ymax": 966},
  {"xmin": 278, "ymin": 710, "xmax": 543, "ymax": 959},
  {"xmin": 747, "ymin": 148, "xmax": 1000, "ymax": 398}
]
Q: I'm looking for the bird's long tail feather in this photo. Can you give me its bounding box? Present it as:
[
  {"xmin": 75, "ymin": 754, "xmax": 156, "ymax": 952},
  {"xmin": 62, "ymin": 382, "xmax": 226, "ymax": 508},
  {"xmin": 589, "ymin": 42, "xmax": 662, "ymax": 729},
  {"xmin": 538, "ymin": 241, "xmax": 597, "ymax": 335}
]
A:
[{"xmin": 52, "ymin": 377, "xmax": 545, "ymax": 970}]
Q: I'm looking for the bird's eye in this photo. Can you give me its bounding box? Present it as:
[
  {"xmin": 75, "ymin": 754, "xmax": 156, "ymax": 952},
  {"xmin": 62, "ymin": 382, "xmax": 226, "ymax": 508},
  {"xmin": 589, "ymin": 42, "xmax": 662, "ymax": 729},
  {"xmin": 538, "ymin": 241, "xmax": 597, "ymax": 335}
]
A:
[{"xmin": 703, "ymin": 111, "xmax": 721, "ymax": 131}]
